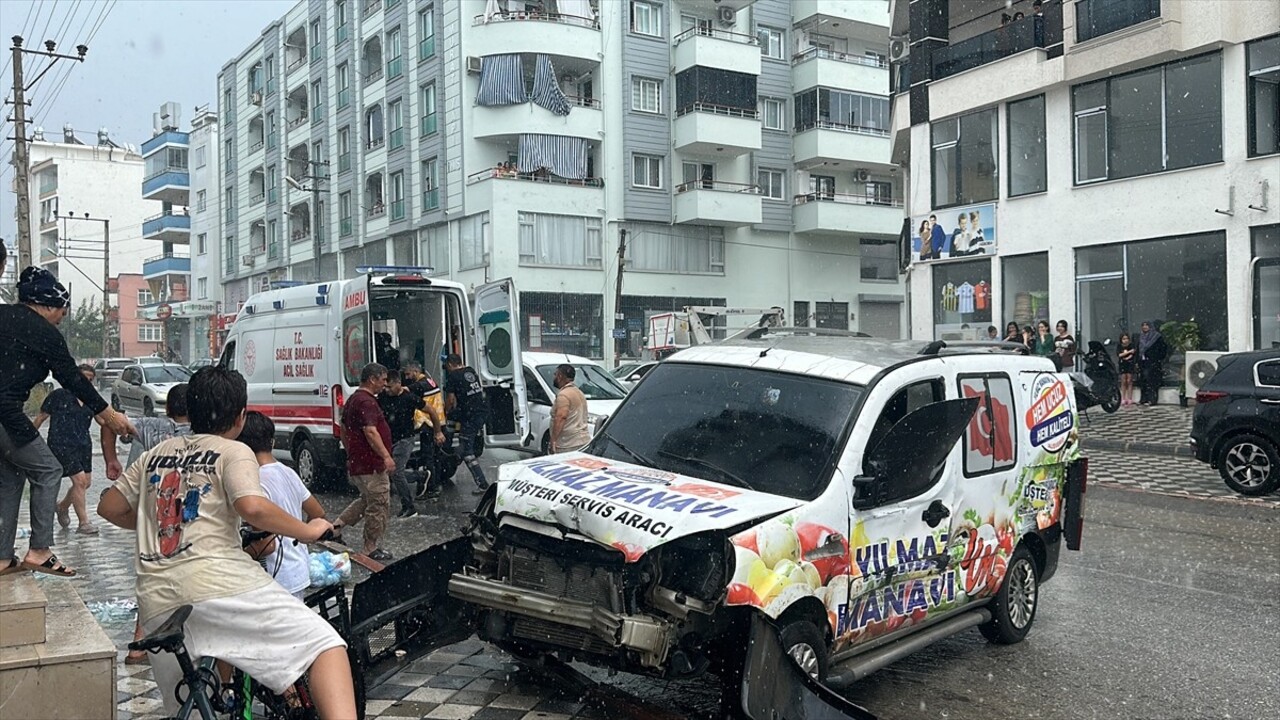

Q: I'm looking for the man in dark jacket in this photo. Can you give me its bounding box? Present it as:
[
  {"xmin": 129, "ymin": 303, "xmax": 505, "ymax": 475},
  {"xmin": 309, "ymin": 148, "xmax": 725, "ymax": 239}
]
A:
[{"xmin": 0, "ymin": 267, "xmax": 135, "ymax": 577}]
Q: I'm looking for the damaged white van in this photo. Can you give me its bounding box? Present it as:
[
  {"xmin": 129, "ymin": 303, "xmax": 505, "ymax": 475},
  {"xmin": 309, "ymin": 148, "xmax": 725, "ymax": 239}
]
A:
[{"xmin": 371, "ymin": 330, "xmax": 1086, "ymax": 694}]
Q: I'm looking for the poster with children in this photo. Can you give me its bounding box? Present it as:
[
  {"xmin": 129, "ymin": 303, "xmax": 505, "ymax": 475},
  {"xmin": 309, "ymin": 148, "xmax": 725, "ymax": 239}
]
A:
[{"xmin": 910, "ymin": 204, "xmax": 997, "ymax": 264}]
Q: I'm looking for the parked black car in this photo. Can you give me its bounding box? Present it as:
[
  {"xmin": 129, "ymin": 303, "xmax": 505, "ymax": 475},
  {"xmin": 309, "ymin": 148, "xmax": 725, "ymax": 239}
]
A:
[{"xmin": 1190, "ymin": 350, "xmax": 1280, "ymax": 496}]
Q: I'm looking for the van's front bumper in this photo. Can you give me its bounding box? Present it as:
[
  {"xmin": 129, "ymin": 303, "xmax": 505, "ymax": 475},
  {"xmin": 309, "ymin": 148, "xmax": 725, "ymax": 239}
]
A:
[{"xmin": 447, "ymin": 573, "xmax": 674, "ymax": 668}]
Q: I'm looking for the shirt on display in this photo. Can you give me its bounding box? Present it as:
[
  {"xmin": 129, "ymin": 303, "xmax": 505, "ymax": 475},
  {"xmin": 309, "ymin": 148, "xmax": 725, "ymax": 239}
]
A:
[
  {"xmin": 975, "ymin": 281, "xmax": 989, "ymax": 311},
  {"xmin": 958, "ymin": 282, "xmax": 976, "ymax": 314}
]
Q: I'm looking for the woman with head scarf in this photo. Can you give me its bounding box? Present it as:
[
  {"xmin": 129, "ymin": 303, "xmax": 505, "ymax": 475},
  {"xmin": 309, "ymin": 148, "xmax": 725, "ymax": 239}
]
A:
[
  {"xmin": 0, "ymin": 267, "xmax": 135, "ymax": 577},
  {"xmin": 1137, "ymin": 320, "xmax": 1167, "ymax": 406}
]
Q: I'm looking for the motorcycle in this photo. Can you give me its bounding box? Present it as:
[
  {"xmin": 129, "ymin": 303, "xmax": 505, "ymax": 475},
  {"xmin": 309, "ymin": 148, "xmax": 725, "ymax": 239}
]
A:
[{"xmin": 1071, "ymin": 339, "xmax": 1121, "ymax": 414}]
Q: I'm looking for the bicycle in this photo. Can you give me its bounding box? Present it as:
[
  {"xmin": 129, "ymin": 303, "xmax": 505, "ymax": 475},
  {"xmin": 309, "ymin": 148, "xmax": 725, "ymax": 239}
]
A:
[{"xmin": 129, "ymin": 583, "xmax": 366, "ymax": 720}]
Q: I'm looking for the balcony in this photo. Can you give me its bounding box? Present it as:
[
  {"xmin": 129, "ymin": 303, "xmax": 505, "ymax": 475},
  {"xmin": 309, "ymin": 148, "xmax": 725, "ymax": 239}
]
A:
[
  {"xmin": 472, "ymin": 101, "xmax": 602, "ymax": 142},
  {"xmin": 141, "ymin": 130, "xmax": 189, "ymax": 157},
  {"xmin": 287, "ymin": 114, "xmax": 308, "ymax": 131},
  {"xmin": 470, "ymin": 11, "xmax": 601, "ymax": 63},
  {"xmin": 793, "ymin": 121, "xmax": 891, "ymax": 170},
  {"xmin": 466, "ymin": 169, "xmax": 603, "ymax": 217},
  {"xmin": 367, "ymin": 203, "xmax": 387, "ymax": 219},
  {"xmin": 792, "ymin": 47, "xmax": 889, "ymax": 95},
  {"xmin": 792, "ymin": 0, "xmax": 890, "ymax": 31},
  {"xmin": 674, "ymin": 181, "xmax": 762, "ymax": 228},
  {"xmin": 142, "ymin": 169, "xmax": 190, "ymax": 205},
  {"xmin": 142, "ymin": 212, "xmax": 192, "ymax": 243},
  {"xmin": 1076, "ymin": 0, "xmax": 1159, "ymax": 43},
  {"xmin": 364, "ymin": 66, "xmax": 384, "ymax": 84},
  {"xmin": 142, "ymin": 253, "xmax": 192, "ymax": 280},
  {"xmin": 673, "ymin": 103, "xmax": 761, "ymax": 157},
  {"xmin": 932, "ymin": 11, "xmax": 1061, "ymax": 81},
  {"xmin": 672, "ymin": 27, "xmax": 761, "ymax": 75},
  {"xmin": 793, "ymin": 193, "xmax": 904, "ymax": 237},
  {"xmin": 420, "ymin": 113, "xmax": 438, "ymax": 137}
]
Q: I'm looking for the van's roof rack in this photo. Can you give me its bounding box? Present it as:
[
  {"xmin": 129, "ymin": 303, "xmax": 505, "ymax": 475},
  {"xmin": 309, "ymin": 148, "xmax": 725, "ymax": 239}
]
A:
[
  {"xmin": 738, "ymin": 326, "xmax": 873, "ymax": 341},
  {"xmin": 919, "ymin": 340, "xmax": 1030, "ymax": 356}
]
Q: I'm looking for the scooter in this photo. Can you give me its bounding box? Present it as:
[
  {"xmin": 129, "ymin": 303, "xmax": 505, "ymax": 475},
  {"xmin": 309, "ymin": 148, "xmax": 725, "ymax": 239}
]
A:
[{"xmin": 1071, "ymin": 339, "xmax": 1121, "ymax": 415}]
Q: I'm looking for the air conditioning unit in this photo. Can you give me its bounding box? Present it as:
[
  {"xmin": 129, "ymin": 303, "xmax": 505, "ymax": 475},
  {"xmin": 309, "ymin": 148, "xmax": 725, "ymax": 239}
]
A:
[
  {"xmin": 717, "ymin": 5, "xmax": 736, "ymax": 25},
  {"xmin": 1186, "ymin": 351, "xmax": 1227, "ymax": 396},
  {"xmin": 466, "ymin": 56, "xmax": 483, "ymax": 74},
  {"xmin": 889, "ymin": 37, "xmax": 909, "ymax": 63},
  {"xmin": 242, "ymin": 255, "xmax": 255, "ymax": 267},
  {"xmin": 251, "ymin": 91, "xmax": 263, "ymax": 106},
  {"xmin": 853, "ymin": 168, "xmax": 870, "ymax": 182}
]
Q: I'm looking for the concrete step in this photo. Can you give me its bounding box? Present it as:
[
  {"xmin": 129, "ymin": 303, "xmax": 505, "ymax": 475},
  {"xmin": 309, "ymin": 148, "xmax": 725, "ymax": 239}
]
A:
[
  {"xmin": 0, "ymin": 581, "xmax": 117, "ymax": 720},
  {"xmin": 0, "ymin": 573, "xmax": 47, "ymax": 648}
]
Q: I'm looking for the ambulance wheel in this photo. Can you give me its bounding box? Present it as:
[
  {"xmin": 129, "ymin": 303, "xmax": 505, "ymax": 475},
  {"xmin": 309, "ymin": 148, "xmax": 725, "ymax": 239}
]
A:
[
  {"xmin": 779, "ymin": 619, "xmax": 828, "ymax": 683},
  {"xmin": 293, "ymin": 438, "xmax": 325, "ymax": 491},
  {"xmin": 979, "ymin": 544, "xmax": 1038, "ymax": 645}
]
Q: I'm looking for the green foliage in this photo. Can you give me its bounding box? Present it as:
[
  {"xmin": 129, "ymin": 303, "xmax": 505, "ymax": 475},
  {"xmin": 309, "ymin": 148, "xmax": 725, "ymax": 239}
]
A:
[
  {"xmin": 1159, "ymin": 319, "xmax": 1201, "ymax": 352},
  {"xmin": 61, "ymin": 299, "xmax": 113, "ymax": 361}
]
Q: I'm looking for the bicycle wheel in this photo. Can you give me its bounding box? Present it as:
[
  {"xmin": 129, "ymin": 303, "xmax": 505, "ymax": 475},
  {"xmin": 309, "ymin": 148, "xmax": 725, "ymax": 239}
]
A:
[{"xmin": 260, "ymin": 647, "xmax": 366, "ymax": 720}]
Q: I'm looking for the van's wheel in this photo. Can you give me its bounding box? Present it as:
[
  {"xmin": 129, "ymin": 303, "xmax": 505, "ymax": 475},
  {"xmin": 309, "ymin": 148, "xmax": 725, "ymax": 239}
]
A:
[
  {"xmin": 142, "ymin": 398, "xmax": 154, "ymax": 417},
  {"xmin": 293, "ymin": 439, "xmax": 325, "ymax": 491},
  {"xmin": 540, "ymin": 432, "xmax": 551, "ymax": 456},
  {"xmin": 779, "ymin": 619, "xmax": 828, "ymax": 683},
  {"xmin": 979, "ymin": 544, "xmax": 1039, "ymax": 645},
  {"xmin": 1218, "ymin": 433, "xmax": 1280, "ymax": 496}
]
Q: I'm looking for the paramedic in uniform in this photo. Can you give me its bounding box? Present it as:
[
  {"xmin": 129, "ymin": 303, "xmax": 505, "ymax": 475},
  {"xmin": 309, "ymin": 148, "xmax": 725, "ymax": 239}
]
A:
[{"xmin": 443, "ymin": 354, "xmax": 490, "ymax": 494}]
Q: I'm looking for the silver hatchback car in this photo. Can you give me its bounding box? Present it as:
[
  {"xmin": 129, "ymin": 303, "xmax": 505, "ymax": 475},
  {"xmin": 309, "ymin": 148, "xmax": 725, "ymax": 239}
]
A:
[{"xmin": 111, "ymin": 363, "xmax": 192, "ymax": 416}]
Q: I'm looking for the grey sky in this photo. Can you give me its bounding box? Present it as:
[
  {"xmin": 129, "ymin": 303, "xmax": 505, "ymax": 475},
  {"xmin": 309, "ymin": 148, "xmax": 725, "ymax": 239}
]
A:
[{"xmin": 2, "ymin": 0, "xmax": 297, "ymax": 248}]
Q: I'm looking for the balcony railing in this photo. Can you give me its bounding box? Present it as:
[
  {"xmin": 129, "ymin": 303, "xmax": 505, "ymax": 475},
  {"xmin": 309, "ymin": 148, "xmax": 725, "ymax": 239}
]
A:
[
  {"xmin": 566, "ymin": 95, "xmax": 601, "ymax": 109},
  {"xmin": 249, "ymin": 139, "xmax": 265, "ymax": 152},
  {"xmin": 312, "ymin": 105, "xmax": 323, "ymax": 124},
  {"xmin": 251, "ymin": 192, "xmax": 265, "ymax": 205},
  {"xmin": 932, "ymin": 11, "xmax": 1061, "ymax": 80},
  {"xmin": 336, "ymin": 24, "xmax": 349, "ymax": 45},
  {"xmin": 793, "ymin": 192, "xmax": 903, "ymax": 208},
  {"xmin": 366, "ymin": 137, "xmax": 385, "ymax": 151},
  {"xmin": 791, "ymin": 46, "xmax": 887, "ymax": 68},
  {"xmin": 267, "ymin": 131, "xmax": 278, "ymax": 149},
  {"xmin": 389, "ymin": 128, "xmax": 404, "ymax": 150},
  {"xmin": 466, "ymin": 168, "xmax": 604, "ymax": 187},
  {"xmin": 422, "ymin": 187, "xmax": 440, "ymax": 211},
  {"xmin": 420, "ymin": 113, "xmax": 438, "ymax": 136},
  {"xmin": 338, "ymin": 88, "xmax": 350, "ymax": 108},
  {"xmin": 419, "ymin": 36, "xmax": 436, "ymax": 61},
  {"xmin": 1076, "ymin": 0, "xmax": 1159, "ymax": 42},
  {"xmin": 472, "ymin": 11, "xmax": 599, "ymax": 29},
  {"xmin": 390, "ymin": 199, "xmax": 405, "ymax": 221},
  {"xmin": 292, "ymin": 230, "xmax": 311, "ymax": 243},
  {"xmin": 364, "ymin": 67, "xmax": 384, "ymax": 83},
  {"xmin": 287, "ymin": 55, "xmax": 306, "ymax": 74},
  {"xmin": 340, "ymin": 218, "xmax": 353, "ymax": 236},
  {"xmin": 795, "ymin": 119, "xmax": 890, "ymax": 138},
  {"xmin": 145, "ymin": 164, "xmax": 189, "ymax": 182},
  {"xmin": 363, "ymin": 0, "xmax": 382, "ymax": 17},
  {"xmin": 366, "ymin": 203, "xmax": 387, "ymax": 218},
  {"xmin": 268, "ymin": 188, "xmax": 278, "ymax": 204},
  {"xmin": 311, "ymin": 45, "xmax": 323, "ymax": 64},
  {"xmin": 287, "ymin": 114, "xmax": 308, "ymax": 130},
  {"xmin": 675, "ymin": 180, "xmax": 760, "ymax": 194},
  {"xmin": 267, "ymin": 78, "xmax": 278, "ymax": 95},
  {"xmin": 387, "ymin": 57, "xmax": 403, "ymax": 79},
  {"xmin": 673, "ymin": 26, "xmax": 759, "ymax": 46},
  {"xmin": 675, "ymin": 102, "xmax": 760, "ymax": 119}
]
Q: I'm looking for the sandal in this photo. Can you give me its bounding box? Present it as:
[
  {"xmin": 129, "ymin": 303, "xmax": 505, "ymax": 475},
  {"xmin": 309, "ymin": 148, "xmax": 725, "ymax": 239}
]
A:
[
  {"xmin": 77, "ymin": 524, "xmax": 99, "ymax": 535},
  {"xmin": 21, "ymin": 554, "xmax": 76, "ymax": 577},
  {"xmin": 0, "ymin": 556, "xmax": 26, "ymax": 577},
  {"xmin": 124, "ymin": 652, "xmax": 149, "ymax": 665}
]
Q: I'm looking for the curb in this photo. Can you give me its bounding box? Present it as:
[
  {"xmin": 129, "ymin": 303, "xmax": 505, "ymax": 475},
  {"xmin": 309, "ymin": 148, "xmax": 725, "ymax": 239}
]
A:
[{"xmin": 1083, "ymin": 438, "xmax": 1194, "ymax": 458}]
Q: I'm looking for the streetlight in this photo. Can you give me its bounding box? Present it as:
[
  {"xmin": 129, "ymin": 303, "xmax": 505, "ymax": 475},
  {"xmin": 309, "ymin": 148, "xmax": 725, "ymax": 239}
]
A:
[{"xmin": 285, "ymin": 161, "xmax": 329, "ymax": 280}]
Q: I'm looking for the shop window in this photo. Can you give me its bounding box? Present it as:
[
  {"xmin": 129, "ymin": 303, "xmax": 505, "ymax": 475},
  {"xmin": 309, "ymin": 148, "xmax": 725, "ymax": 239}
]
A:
[
  {"xmin": 1002, "ymin": 253, "xmax": 1049, "ymax": 330},
  {"xmin": 794, "ymin": 301, "xmax": 810, "ymax": 327},
  {"xmin": 932, "ymin": 259, "xmax": 992, "ymax": 340},
  {"xmin": 931, "ymin": 108, "xmax": 997, "ymax": 209},
  {"xmin": 1007, "ymin": 95, "xmax": 1046, "ymax": 196},
  {"xmin": 520, "ymin": 292, "xmax": 604, "ymax": 359}
]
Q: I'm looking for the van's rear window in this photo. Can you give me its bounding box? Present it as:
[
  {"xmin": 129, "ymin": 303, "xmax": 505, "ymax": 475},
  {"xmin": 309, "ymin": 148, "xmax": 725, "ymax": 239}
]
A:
[{"xmin": 588, "ymin": 363, "xmax": 862, "ymax": 501}]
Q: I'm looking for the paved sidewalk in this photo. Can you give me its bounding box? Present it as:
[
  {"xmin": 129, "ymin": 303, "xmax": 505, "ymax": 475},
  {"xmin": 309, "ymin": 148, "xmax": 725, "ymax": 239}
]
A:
[
  {"xmin": 1078, "ymin": 403, "xmax": 1193, "ymax": 457},
  {"xmin": 1084, "ymin": 448, "xmax": 1279, "ymax": 507}
]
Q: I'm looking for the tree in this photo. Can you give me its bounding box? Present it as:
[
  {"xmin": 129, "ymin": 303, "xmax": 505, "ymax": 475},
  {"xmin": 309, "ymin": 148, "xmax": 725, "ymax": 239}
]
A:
[{"xmin": 61, "ymin": 299, "xmax": 112, "ymax": 361}]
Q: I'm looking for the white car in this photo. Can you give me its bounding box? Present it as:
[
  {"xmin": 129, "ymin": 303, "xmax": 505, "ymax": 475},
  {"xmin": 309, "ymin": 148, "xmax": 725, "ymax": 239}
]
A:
[
  {"xmin": 611, "ymin": 360, "xmax": 658, "ymax": 390},
  {"xmin": 521, "ymin": 352, "xmax": 628, "ymax": 455},
  {"xmin": 111, "ymin": 363, "xmax": 192, "ymax": 416}
]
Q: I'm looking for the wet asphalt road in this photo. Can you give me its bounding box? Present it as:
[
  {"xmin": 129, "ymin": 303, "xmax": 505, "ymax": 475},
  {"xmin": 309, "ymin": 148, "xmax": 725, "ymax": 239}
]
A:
[{"xmin": 312, "ymin": 449, "xmax": 1280, "ymax": 720}]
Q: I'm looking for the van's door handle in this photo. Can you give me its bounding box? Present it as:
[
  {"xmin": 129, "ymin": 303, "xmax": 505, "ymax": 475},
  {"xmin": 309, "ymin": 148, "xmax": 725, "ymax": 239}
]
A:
[{"xmin": 922, "ymin": 500, "xmax": 950, "ymax": 528}]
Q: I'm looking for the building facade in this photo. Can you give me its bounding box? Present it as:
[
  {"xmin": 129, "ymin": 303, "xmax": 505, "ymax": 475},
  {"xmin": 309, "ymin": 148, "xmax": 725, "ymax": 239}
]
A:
[
  {"xmin": 23, "ymin": 127, "xmax": 151, "ymax": 329},
  {"xmin": 892, "ymin": 0, "xmax": 1280, "ymax": 391},
  {"xmin": 216, "ymin": 0, "xmax": 906, "ymax": 366},
  {"xmin": 115, "ymin": 273, "xmax": 162, "ymax": 359},
  {"xmin": 188, "ymin": 106, "xmax": 226, "ymax": 361}
]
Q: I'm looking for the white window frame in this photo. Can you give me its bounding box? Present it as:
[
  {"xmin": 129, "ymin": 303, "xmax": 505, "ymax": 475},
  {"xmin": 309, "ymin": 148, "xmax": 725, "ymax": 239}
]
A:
[
  {"xmin": 632, "ymin": 154, "xmax": 663, "ymax": 189},
  {"xmin": 631, "ymin": 77, "xmax": 662, "ymax": 114},
  {"xmin": 757, "ymin": 168, "xmax": 785, "ymax": 200},
  {"xmin": 197, "ymin": 233, "xmax": 207, "ymax": 255},
  {"xmin": 630, "ymin": 1, "xmax": 662, "ymax": 37},
  {"xmin": 138, "ymin": 324, "xmax": 163, "ymax": 343},
  {"xmin": 197, "ymin": 277, "xmax": 208, "ymax": 300},
  {"xmin": 761, "ymin": 97, "xmax": 785, "ymax": 131},
  {"xmin": 758, "ymin": 26, "xmax": 784, "ymax": 59},
  {"xmin": 137, "ymin": 288, "xmax": 154, "ymax": 306}
]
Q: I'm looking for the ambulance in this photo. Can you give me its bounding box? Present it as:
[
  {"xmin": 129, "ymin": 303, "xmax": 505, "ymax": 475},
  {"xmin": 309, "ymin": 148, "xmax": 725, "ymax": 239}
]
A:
[
  {"xmin": 363, "ymin": 331, "xmax": 1087, "ymax": 700},
  {"xmin": 219, "ymin": 267, "xmax": 529, "ymax": 487}
]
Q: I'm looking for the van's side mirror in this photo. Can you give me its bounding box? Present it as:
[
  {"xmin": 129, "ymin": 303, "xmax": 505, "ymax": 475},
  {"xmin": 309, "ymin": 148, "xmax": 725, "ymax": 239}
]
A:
[{"xmin": 856, "ymin": 398, "xmax": 981, "ymax": 508}]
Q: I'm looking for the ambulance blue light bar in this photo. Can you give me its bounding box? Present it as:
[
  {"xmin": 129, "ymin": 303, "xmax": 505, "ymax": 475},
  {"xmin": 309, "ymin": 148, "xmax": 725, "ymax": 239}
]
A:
[{"xmin": 356, "ymin": 265, "xmax": 435, "ymax": 275}]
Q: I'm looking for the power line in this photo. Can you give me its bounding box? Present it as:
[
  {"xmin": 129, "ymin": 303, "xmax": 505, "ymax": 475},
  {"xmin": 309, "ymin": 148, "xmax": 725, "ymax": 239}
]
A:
[
  {"xmin": 32, "ymin": 0, "xmax": 111, "ymax": 128},
  {"xmin": 0, "ymin": 0, "xmax": 44, "ymax": 80}
]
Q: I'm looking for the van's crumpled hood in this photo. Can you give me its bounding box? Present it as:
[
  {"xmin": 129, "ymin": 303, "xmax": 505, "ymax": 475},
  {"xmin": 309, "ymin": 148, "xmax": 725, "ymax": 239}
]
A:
[{"xmin": 494, "ymin": 453, "xmax": 805, "ymax": 561}]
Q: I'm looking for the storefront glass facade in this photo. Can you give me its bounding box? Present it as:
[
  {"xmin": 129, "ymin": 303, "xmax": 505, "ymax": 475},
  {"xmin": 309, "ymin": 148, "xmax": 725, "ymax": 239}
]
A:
[
  {"xmin": 1254, "ymin": 225, "xmax": 1280, "ymax": 350},
  {"xmin": 932, "ymin": 259, "xmax": 992, "ymax": 340},
  {"xmin": 1001, "ymin": 253, "xmax": 1049, "ymax": 331}
]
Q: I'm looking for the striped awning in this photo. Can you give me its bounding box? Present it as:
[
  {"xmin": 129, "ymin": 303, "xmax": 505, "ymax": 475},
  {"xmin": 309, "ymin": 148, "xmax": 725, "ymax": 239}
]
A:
[
  {"xmin": 476, "ymin": 54, "xmax": 526, "ymax": 107},
  {"xmin": 531, "ymin": 54, "xmax": 571, "ymax": 116},
  {"xmin": 518, "ymin": 134, "xmax": 588, "ymax": 179}
]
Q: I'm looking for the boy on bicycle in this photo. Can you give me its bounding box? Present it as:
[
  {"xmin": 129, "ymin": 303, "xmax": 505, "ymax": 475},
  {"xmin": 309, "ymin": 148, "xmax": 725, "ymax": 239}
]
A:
[{"xmin": 98, "ymin": 366, "xmax": 357, "ymax": 719}]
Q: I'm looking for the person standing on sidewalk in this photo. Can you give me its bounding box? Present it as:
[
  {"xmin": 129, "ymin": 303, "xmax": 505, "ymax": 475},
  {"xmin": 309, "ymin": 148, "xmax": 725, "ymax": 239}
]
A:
[
  {"xmin": 1, "ymin": 266, "xmax": 135, "ymax": 578},
  {"xmin": 31, "ymin": 364, "xmax": 100, "ymax": 535},
  {"xmin": 378, "ymin": 370, "xmax": 422, "ymax": 519},
  {"xmin": 550, "ymin": 364, "xmax": 591, "ymax": 455},
  {"xmin": 443, "ymin": 354, "xmax": 490, "ymax": 495},
  {"xmin": 333, "ymin": 363, "xmax": 395, "ymax": 562},
  {"xmin": 1137, "ymin": 321, "xmax": 1168, "ymax": 406}
]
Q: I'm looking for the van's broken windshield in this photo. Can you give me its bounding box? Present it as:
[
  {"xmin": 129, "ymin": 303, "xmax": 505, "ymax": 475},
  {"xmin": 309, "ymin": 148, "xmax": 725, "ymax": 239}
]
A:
[{"xmin": 588, "ymin": 363, "xmax": 862, "ymax": 500}]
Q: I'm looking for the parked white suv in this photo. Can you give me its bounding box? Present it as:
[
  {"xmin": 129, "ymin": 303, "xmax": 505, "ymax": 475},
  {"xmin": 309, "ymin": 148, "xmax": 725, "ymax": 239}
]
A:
[{"xmin": 392, "ymin": 332, "xmax": 1087, "ymax": 697}]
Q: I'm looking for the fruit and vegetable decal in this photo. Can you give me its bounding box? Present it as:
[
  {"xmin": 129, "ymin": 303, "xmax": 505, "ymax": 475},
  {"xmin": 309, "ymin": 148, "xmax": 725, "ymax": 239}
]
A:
[{"xmin": 728, "ymin": 520, "xmax": 850, "ymax": 618}]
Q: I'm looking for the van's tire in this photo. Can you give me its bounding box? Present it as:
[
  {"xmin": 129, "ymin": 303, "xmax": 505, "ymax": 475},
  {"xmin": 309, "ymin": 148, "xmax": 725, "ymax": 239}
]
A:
[
  {"xmin": 142, "ymin": 398, "xmax": 155, "ymax": 417},
  {"xmin": 1217, "ymin": 433, "xmax": 1280, "ymax": 496},
  {"xmin": 779, "ymin": 619, "xmax": 828, "ymax": 683},
  {"xmin": 540, "ymin": 432, "xmax": 551, "ymax": 456},
  {"xmin": 979, "ymin": 543, "xmax": 1039, "ymax": 645},
  {"xmin": 293, "ymin": 439, "xmax": 326, "ymax": 491}
]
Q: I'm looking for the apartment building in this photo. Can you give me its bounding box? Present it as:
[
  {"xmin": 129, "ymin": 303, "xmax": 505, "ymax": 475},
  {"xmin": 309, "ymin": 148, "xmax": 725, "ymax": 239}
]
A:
[
  {"xmin": 891, "ymin": 0, "xmax": 1279, "ymax": 384},
  {"xmin": 21, "ymin": 127, "xmax": 151, "ymax": 322},
  {"xmin": 217, "ymin": 0, "xmax": 905, "ymax": 365}
]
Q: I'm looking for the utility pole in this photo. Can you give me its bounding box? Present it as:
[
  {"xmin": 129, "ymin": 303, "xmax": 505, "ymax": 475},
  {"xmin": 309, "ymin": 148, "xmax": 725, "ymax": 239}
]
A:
[
  {"xmin": 613, "ymin": 228, "xmax": 627, "ymax": 361},
  {"xmin": 58, "ymin": 212, "xmax": 112, "ymax": 358},
  {"xmin": 7, "ymin": 37, "xmax": 88, "ymax": 274},
  {"xmin": 286, "ymin": 160, "xmax": 329, "ymax": 280}
]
